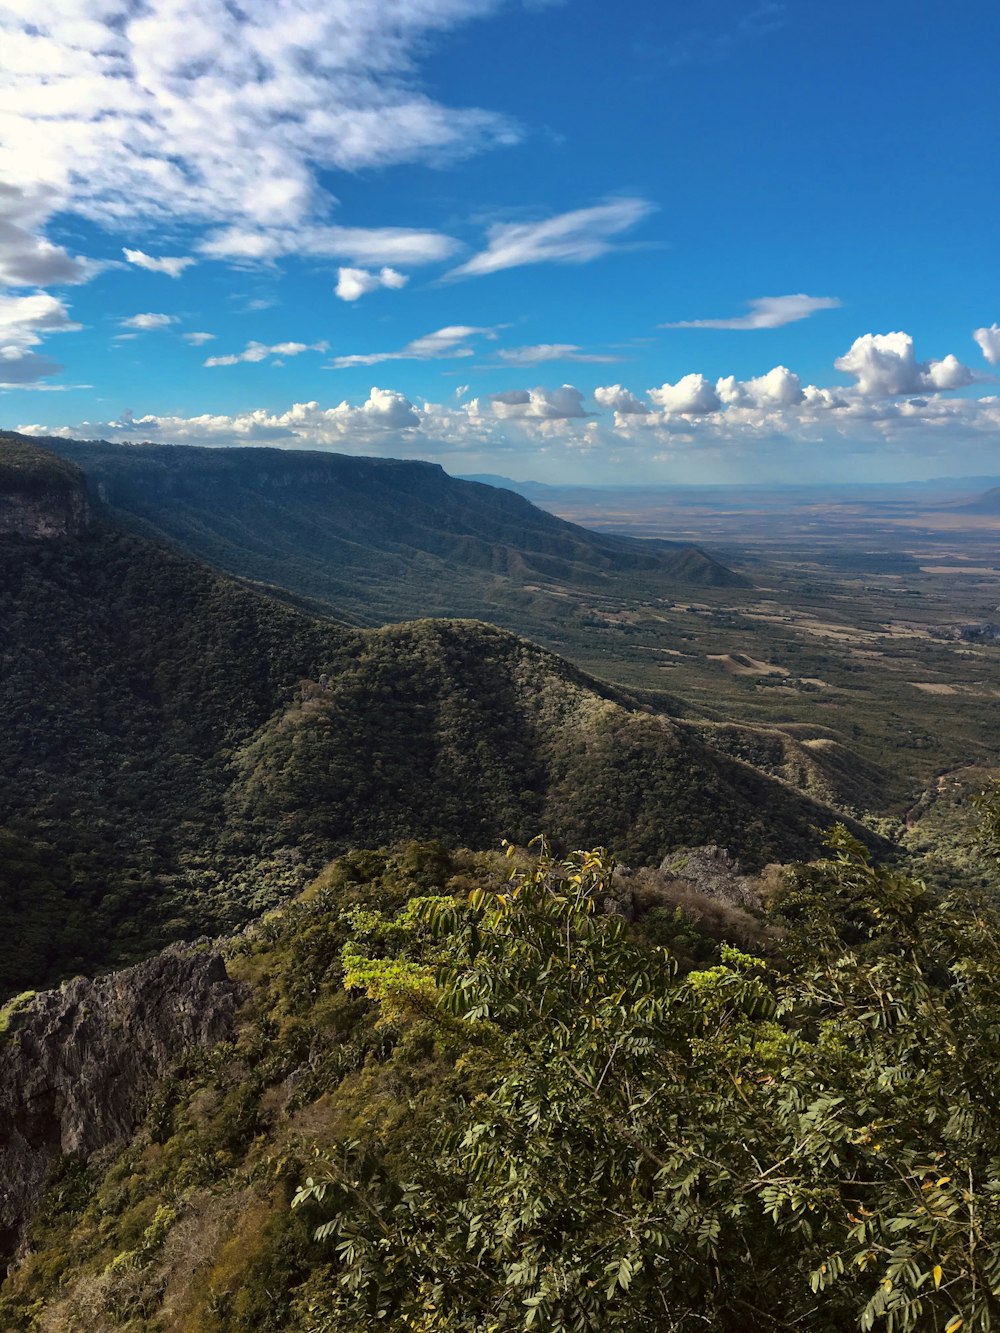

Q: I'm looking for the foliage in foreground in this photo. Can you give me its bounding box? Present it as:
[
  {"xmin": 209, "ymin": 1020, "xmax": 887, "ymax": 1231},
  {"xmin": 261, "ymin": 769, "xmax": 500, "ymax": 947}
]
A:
[{"xmin": 295, "ymin": 834, "xmax": 1000, "ymax": 1333}]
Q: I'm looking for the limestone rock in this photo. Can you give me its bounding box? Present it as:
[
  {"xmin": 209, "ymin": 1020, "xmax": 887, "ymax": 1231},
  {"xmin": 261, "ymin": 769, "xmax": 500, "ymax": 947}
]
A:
[{"xmin": 0, "ymin": 943, "xmax": 245, "ymax": 1257}]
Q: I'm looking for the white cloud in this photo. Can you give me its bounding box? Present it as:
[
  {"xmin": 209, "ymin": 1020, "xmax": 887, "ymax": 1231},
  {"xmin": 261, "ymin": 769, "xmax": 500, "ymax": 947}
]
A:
[
  {"xmin": 0, "ymin": 0, "xmax": 511, "ymax": 384},
  {"xmin": 485, "ymin": 385, "xmax": 588, "ymax": 420},
  {"xmin": 593, "ymin": 384, "xmax": 649, "ymax": 415},
  {"xmin": 120, "ymin": 312, "xmax": 178, "ymax": 332},
  {"xmin": 202, "ymin": 224, "xmax": 457, "ymax": 267},
  {"xmin": 18, "ymin": 387, "xmax": 421, "ymax": 447},
  {"xmin": 17, "ymin": 371, "xmax": 1000, "ymax": 477},
  {"xmin": 0, "ymin": 184, "xmax": 91, "ymax": 287},
  {"xmin": 335, "ymin": 265, "xmax": 409, "ymax": 302},
  {"xmin": 496, "ymin": 344, "xmax": 620, "ymax": 366},
  {"xmin": 205, "ymin": 339, "xmax": 328, "ymax": 367},
  {"xmin": 716, "ymin": 365, "xmax": 804, "ymax": 408},
  {"xmin": 0, "ymin": 1, "xmax": 516, "ymax": 243},
  {"xmin": 834, "ymin": 331, "xmax": 973, "ymax": 397},
  {"xmin": 448, "ymin": 198, "xmax": 654, "ymax": 278},
  {"xmin": 123, "ymin": 247, "xmax": 196, "ymax": 278},
  {"xmin": 183, "ymin": 331, "xmax": 215, "ymax": 346},
  {"xmin": 664, "ymin": 293, "xmax": 841, "ymax": 330},
  {"xmin": 0, "ymin": 292, "xmax": 81, "ymax": 347},
  {"xmin": 330, "ymin": 325, "xmax": 494, "ymax": 369},
  {"xmin": 647, "ymin": 373, "xmax": 721, "ymax": 415},
  {"xmin": 974, "ymin": 324, "xmax": 1000, "ymax": 366},
  {"xmin": 0, "ymin": 290, "xmax": 79, "ymax": 385}
]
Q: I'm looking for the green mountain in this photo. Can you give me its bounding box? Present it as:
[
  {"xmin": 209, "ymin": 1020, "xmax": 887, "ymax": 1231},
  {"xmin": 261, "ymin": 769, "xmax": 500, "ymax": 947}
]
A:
[
  {"xmin": 16, "ymin": 435, "xmax": 746, "ymax": 632},
  {"xmin": 0, "ymin": 440, "xmax": 867, "ymax": 997}
]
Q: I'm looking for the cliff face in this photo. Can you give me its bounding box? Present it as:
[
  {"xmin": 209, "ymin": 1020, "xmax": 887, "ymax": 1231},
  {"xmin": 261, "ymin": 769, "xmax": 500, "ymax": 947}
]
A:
[
  {"xmin": 0, "ymin": 438, "xmax": 90, "ymax": 538},
  {"xmin": 0, "ymin": 485, "xmax": 89, "ymax": 538},
  {"xmin": 0, "ymin": 943, "xmax": 245, "ymax": 1258}
]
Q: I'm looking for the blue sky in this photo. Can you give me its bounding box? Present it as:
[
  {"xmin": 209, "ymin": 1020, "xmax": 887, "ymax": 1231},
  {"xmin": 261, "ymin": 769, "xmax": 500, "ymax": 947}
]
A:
[{"xmin": 2, "ymin": 0, "xmax": 998, "ymax": 482}]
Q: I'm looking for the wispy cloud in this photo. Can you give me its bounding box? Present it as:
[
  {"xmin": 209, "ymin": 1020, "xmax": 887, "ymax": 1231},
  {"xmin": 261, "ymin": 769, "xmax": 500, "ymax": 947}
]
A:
[
  {"xmin": 448, "ymin": 198, "xmax": 655, "ymax": 279},
  {"xmin": 1, "ymin": 2, "xmax": 517, "ymax": 239},
  {"xmin": 183, "ymin": 331, "xmax": 216, "ymax": 346},
  {"xmin": 660, "ymin": 2, "xmax": 787, "ymax": 68},
  {"xmin": 496, "ymin": 344, "xmax": 622, "ymax": 366},
  {"xmin": 330, "ymin": 325, "xmax": 496, "ymax": 369},
  {"xmin": 0, "ymin": 0, "xmax": 514, "ymax": 380},
  {"xmin": 205, "ymin": 339, "xmax": 328, "ymax": 368},
  {"xmin": 199, "ymin": 224, "xmax": 459, "ymax": 267},
  {"xmin": 663, "ymin": 293, "xmax": 841, "ymax": 330},
  {"xmin": 123, "ymin": 248, "xmax": 196, "ymax": 278}
]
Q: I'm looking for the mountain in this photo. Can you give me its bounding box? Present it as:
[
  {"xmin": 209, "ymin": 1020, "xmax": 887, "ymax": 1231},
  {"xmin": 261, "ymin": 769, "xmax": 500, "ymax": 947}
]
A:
[
  {"xmin": 0, "ymin": 440, "xmax": 871, "ymax": 996},
  {"xmin": 13, "ymin": 436, "xmax": 747, "ymax": 632},
  {"xmin": 958, "ymin": 485, "xmax": 1000, "ymax": 513}
]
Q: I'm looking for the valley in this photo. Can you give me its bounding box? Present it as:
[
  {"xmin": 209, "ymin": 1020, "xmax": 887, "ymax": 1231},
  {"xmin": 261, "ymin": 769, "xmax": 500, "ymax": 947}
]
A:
[{"xmin": 484, "ymin": 479, "xmax": 1000, "ymax": 801}]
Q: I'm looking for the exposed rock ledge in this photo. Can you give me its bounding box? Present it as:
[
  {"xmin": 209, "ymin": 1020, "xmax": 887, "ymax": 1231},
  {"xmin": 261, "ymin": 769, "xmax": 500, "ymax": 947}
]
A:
[
  {"xmin": 0, "ymin": 437, "xmax": 91, "ymax": 539},
  {"xmin": 0, "ymin": 943, "xmax": 245, "ymax": 1258}
]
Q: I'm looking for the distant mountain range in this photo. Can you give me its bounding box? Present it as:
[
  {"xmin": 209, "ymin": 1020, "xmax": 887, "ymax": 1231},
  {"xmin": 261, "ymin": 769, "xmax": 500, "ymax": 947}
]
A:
[
  {"xmin": 5, "ymin": 437, "xmax": 745, "ymax": 640},
  {"xmin": 958, "ymin": 486, "xmax": 1000, "ymax": 514}
]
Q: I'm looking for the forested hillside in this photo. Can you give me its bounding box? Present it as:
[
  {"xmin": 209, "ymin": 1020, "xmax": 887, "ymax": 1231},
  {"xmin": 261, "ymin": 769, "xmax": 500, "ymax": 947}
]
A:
[
  {"xmin": 0, "ymin": 440, "xmax": 867, "ymax": 995},
  {"xmin": 16, "ymin": 434, "xmax": 745, "ymax": 629},
  {"xmin": 5, "ymin": 830, "xmax": 1000, "ymax": 1332}
]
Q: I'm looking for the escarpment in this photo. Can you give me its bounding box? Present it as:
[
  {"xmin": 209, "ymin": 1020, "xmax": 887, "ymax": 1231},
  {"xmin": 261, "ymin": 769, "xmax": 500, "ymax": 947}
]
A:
[
  {"xmin": 0, "ymin": 439, "xmax": 90, "ymax": 539},
  {"xmin": 0, "ymin": 943, "xmax": 245, "ymax": 1258}
]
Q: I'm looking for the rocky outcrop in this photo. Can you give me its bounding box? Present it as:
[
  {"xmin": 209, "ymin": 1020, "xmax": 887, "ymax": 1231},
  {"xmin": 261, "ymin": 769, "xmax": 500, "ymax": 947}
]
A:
[
  {"xmin": 658, "ymin": 844, "xmax": 764, "ymax": 910},
  {"xmin": 0, "ymin": 438, "xmax": 90, "ymax": 538},
  {"xmin": 0, "ymin": 486, "xmax": 90, "ymax": 538},
  {"xmin": 0, "ymin": 943, "xmax": 245, "ymax": 1258}
]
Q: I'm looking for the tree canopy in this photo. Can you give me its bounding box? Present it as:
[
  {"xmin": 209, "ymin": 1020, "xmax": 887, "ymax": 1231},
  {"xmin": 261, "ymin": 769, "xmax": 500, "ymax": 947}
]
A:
[{"xmin": 295, "ymin": 832, "xmax": 1000, "ymax": 1333}]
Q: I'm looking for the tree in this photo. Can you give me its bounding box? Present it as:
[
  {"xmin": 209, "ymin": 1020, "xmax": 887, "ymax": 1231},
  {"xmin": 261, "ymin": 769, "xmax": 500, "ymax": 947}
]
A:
[{"xmin": 294, "ymin": 834, "xmax": 1000, "ymax": 1332}]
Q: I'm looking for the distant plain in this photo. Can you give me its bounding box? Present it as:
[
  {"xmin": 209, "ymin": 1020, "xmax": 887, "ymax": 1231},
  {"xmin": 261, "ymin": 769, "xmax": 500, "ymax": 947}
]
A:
[{"xmin": 501, "ymin": 479, "xmax": 1000, "ymax": 807}]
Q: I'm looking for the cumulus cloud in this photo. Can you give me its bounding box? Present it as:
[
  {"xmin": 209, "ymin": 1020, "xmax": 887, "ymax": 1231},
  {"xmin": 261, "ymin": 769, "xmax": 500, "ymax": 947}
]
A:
[
  {"xmin": 18, "ymin": 387, "xmax": 421, "ymax": 447},
  {"xmin": 0, "ymin": 292, "xmax": 81, "ymax": 346},
  {"xmin": 496, "ymin": 344, "xmax": 620, "ymax": 366},
  {"xmin": 593, "ymin": 384, "xmax": 649, "ymax": 415},
  {"xmin": 335, "ymin": 266, "xmax": 409, "ymax": 302},
  {"xmin": 123, "ymin": 248, "xmax": 196, "ymax": 278},
  {"xmin": 664, "ymin": 293, "xmax": 842, "ymax": 330},
  {"xmin": 974, "ymin": 324, "xmax": 1000, "ymax": 366},
  {"xmin": 17, "ymin": 371, "xmax": 1000, "ymax": 474},
  {"xmin": 647, "ymin": 374, "xmax": 721, "ymax": 415},
  {"xmin": 0, "ymin": 184, "xmax": 92, "ymax": 288},
  {"xmin": 834, "ymin": 331, "xmax": 973, "ymax": 397},
  {"xmin": 205, "ymin": 339, "xmax": 328, "ymax": 367},
  {"xmin": 330, "ymin": 325, "xmax": 494, "ymax": 369},
  {"xmin": 448, "ymin": 198, "xmax": 654, "ymax": 278},
  {"xmin": 183, "ymin": 331, "xmax": 215, "ymax": 346},
  {"xmin": 485, "ymin": 385, "xmax": 588, "ymax": 420},
  {"xmin": 120, "ymin": 312, "xmax": 178, "ymax": 332},
  {"xmin": 715, "ymin": 366, "xmax": 804, "ymax": 408},
  {"xmin": 0, "ymin": 290, "xmax": 80, "ymax": 386}
]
